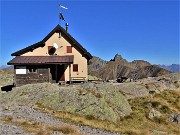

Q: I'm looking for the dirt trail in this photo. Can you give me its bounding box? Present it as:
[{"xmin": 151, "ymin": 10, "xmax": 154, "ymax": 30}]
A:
[{"xmin": 0, "ymin": 102, "xmax": 120, "ymax": 135}]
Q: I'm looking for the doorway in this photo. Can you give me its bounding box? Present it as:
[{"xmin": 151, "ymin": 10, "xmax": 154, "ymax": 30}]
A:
[
  {"xmin": 57, "ymin": 64, "xmax": 65, "ymax": 82},
  {"xmin": 50, "ymin": 64, "xmax": 65, "ymax": 83}
]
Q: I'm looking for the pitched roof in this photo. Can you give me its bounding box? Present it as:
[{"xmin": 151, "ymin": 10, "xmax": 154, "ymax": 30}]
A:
[
  {"xmin": 7, "ymin": 56, "xmax": 74, "ymax": 65},
  {"xmin": 11, "ymin": 24, "xmax": 92, "ymax": 60}
]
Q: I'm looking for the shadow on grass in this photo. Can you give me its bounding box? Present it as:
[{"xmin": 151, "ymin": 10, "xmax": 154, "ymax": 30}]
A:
[{"xmin": 1, "ymin": 85, "xmax": 14, "ymax": 92}]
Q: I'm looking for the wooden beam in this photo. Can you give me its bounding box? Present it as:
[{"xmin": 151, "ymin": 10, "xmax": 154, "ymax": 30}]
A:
[
  {"xmin": 48, "ymin": 68, "xmax": 50, "ymax": 82},
  {"xmin": 69, "ymin": 64, "xmax": 72, "ymax": 84},
  {"xmin": 14, "ymin": 65, "xmax": 16, "ymax": 86}
]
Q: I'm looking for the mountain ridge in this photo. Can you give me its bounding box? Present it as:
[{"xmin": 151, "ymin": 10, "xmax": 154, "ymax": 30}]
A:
[
  {"xmin": 158, "ymin": 64, "xmax": 180, "ymax": 72},
  {"xmin": 88, "ymin": 54, "xmax": 171, "ymax": 80}
]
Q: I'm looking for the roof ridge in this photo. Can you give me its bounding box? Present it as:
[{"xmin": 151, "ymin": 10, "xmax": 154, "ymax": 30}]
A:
[{"xmin": 11, "ymin": 24, "xmax": 92, "ymax": 60}]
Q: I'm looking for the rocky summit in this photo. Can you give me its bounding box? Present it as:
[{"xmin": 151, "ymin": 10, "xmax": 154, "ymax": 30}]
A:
[{"xmin": 88, "ymin": 54, "xmax": 171, "ymax": 81}]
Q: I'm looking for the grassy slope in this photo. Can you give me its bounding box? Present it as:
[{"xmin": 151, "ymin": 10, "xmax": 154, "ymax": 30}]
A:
[
  {"xmin": 125, "ymin": 90, "xmax": 180, "ymax": 134},
  {"xmin": 0, "ymin": 70, "xmax": 13, "ymax": 87},
  {"xmin": 36, "ymin": 90, "xmax": 180, "ymax": 135}
]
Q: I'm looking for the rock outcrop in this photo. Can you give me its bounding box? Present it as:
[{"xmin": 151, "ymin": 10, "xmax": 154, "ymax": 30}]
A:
[
  {"xmin": 117, "ymin": 73, "xmax": 180, "ymax": 99},
  {"xmin": 41, "ymin": 83, "xmax": 132, "ymax": 122},
  {"xmin": 148, "ymin": 108, "xmax": 162, "ymax": 119}
]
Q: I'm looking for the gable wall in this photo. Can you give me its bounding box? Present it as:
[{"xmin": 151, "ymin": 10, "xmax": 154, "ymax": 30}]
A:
[{"xmin": 22, "ymin": 33, "xmax": 87, "ymax": 81}]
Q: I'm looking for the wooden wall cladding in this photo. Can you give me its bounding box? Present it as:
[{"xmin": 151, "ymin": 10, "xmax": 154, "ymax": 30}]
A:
[{"xmin": 15, "ymin": 68, "xmax": 49, "ymax": 87}]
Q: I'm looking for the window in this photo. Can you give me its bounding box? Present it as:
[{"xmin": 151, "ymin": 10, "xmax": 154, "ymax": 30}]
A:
[
  {"xmin": 29, "ymin": 68, "xmax": 37, "ymax": 73},
  {"xmin": 48, "ymin": 46, "xmax": 56, "ymax": 55},
  {"xmin": 73, "ymin": 64, "xmax": 78, "ymax": 72},
  {"xmin": 48, "ymin": 46, "xmax": 53, "ymax": 51},
  {"xmin": 67, "ymin": 46, "xmax": 72, "ymax": 53}
]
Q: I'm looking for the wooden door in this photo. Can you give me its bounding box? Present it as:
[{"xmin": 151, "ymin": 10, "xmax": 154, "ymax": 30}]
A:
[{"xmin": 57, "ymin": 64, "xmax": 65, "ymax": 82}]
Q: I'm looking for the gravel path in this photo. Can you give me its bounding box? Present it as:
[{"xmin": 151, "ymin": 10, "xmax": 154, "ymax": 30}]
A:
[{"xmin": 0, "ymin": 103, "xmax": 121, "ymax": 135}]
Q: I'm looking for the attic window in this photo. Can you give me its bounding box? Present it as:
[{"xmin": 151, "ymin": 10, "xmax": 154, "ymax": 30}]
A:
[
  {"xmin": 73, "ymin": 64, "xmax": 78, "ymax": 72},
  {"xmin": 67, "ymin": 46, "xmax": 72, "ymax": 53}
]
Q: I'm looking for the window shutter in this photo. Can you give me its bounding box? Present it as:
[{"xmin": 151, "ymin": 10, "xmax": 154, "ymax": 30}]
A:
[
  {"xmin": 48, "ymin": 46, "xmax": 53, "ymax": 52},
  {"xmin": 67, "ymin": 46, "xmax": 72, "ymax": 53},
  {"xmin": 73, "ymin": 64, "xmax": 78, "ymax": 72}
]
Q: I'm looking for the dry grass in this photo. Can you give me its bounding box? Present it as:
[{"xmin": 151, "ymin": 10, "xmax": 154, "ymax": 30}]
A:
[
  {"xmin": 154, "ymin": 90, "xmax": 180, "ymax": 112},
  {"xmin": 36, "ymin": 90, "xmax": 180, "ymax": 135},
  {"xmin": 48, "ymin": 125, "xmax": 79, "ymax": 134},
  {"xmin": 2, "ymin": 115, "xmax": 13, "ymax": 122},
  {"xmin": 2, "ymin": 115, "xmax": 83, "ymax": 135}
]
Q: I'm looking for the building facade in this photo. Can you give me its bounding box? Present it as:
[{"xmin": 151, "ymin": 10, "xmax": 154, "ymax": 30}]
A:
[{"xmin": 8, "ymin": 24, "xmax": 92, "ymax": 86}]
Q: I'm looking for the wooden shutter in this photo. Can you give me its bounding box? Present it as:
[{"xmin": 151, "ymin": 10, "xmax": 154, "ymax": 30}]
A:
[
  {"xmin": 73, "ymin": 64, "xmax": 78, "ymax": 72},
  {"xmin": 48, "ymin": 46, "xmax": 53, "ymax": 52},
  {"xmin": 67, "ymin": 46, "xmax": 72, "ymax": 53}
]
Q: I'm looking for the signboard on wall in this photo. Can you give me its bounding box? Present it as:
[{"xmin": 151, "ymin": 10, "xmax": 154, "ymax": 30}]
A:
[{"xmin": 16, "ymin": 66, "xmax": 26, "ymax": 74}]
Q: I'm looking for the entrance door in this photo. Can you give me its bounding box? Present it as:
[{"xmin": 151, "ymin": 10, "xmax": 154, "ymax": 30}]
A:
[
  {"xmin": 57, "ymin": 64, "xmax": 65, "ymax": 82},
  {"xmin": 50, "ymin": 64, "xmax": 65, "ymax": 83}
]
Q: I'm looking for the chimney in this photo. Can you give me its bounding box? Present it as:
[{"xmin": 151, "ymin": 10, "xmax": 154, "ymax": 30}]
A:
[{"xmin": 65, "ymin": 23, "xmax": 69, "ymax": 32}]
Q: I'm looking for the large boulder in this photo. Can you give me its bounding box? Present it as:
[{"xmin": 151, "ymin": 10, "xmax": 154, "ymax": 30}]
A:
[{"xmin": 118, "ymin": 82, "xmax": 149, "ymax": 99}]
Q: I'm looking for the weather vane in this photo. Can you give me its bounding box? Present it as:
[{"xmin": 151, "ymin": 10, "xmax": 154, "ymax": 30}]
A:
[{"xmin": 58, "ymin": 3, "xmax": 68, "ymax": 24}]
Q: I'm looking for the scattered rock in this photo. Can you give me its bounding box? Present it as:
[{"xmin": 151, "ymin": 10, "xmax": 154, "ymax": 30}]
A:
[
  {"xmin": 148, "ymin": 108, "xmax": 162, "ymax": 119},
  {"xmin": 169, "ymin": 113, "xmax": 180, "ymax": 124},
  {"xmin": 117, "ymin": 73, "xmax": 180, "ymax": 99}
]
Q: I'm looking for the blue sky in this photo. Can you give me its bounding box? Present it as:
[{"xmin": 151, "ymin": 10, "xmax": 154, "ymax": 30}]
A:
[{"xmin": 0, "ymin": 0, "xmax": 179, "ymax": 66}]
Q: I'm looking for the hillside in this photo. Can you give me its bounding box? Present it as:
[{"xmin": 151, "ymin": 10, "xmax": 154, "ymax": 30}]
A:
[
  {"xmin": 89, "ymin": 54, "xmax": 171, "ymax": 80},
  {"xmin": 0, "ymin": 71, "xmax": 180, "ymax": 135},
  {"xmin": 0, "ymin": 70, "xmax": 13, "ymax": 87}
]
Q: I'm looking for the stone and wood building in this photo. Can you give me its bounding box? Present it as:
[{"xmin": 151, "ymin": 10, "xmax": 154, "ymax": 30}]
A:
[{"xmin": 8, "ymin": 24, "xmax": 92, "ymax": 86}]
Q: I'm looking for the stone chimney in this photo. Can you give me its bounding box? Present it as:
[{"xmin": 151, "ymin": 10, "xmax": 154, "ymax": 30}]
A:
[{"xmin": 65, "ymin": 23, "xmax": 69, "ymax": 32}]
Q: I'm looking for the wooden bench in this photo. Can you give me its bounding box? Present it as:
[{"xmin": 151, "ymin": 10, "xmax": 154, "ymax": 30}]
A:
[{"xmin": 71, "ymin": 77, "xmax": 86, "ymax": 82}]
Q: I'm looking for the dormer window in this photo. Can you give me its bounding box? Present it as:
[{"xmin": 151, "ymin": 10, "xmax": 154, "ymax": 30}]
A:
[{"xmin": 67, "ymin": 46, "xmax": 72, "ymax": 53}]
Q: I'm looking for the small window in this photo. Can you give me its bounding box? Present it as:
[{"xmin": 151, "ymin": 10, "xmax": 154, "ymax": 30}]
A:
[
  {"xmin": 48, "ymin": 46, "xmax": 56, "ymax": 55},
  {"xmin": 29, "ymin": 68, "xmax": 37, "ymax": 73},
  {"xmin": 48, "ymin": 46, "xmax": 53, "ymax": 51},
  {"xmin": 73, "ymin": 64, "xmax": 78, "ymax": 72},
  {"xmin": 67, "ymin": 46, "xmax": 72, "ymax": 53}
]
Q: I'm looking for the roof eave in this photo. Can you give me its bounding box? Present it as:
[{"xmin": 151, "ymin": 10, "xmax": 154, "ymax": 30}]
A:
[{"xmin": 11, "ymin": 41, "xmax": 45, "ymax": 56}]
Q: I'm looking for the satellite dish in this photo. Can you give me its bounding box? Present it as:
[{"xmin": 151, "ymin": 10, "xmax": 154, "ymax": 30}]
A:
[{"xmin": 53, "ymin": 43, "xmax": 58, "ymax": 49}]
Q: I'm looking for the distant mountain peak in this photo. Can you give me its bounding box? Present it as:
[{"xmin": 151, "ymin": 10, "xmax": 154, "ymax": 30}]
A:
[
  {"xmin": 158, "ymin": 64, "xmax": 180, "ymax": 72},
  {"xmin": 110, "ymin": 53, "xmax": 127, "ymax": 62}
]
